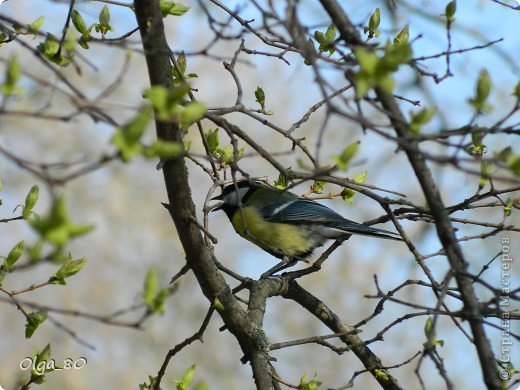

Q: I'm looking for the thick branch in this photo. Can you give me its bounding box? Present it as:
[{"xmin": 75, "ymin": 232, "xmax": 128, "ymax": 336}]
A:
[
  {"xmin": 318, "ymin": 1, "xmax": 500, "ymax": 388},
  {"xmin": 283, "ymin": 280, "xmax": 403, "ymax": 390},
  {"xmin": 133, "ymin": 2, "xmax": 277, "ymax": 388}
]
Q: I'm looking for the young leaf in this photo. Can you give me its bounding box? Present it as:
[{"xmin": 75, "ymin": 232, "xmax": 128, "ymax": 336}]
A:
[
  {"xmin": 503, "ymin": 197, "xmax": 513, "ymax": 217},
  {"xmin": 2, "ymin": 55, "xmax": 23, "ymax": 98},
  {"xmin": 143, "ymin": 268, "xmax": 158, "ymax": 307},
  {"xmin": 468, "ymin": 132, "xmax": 486, "ymax": 156},
  {"xmin": 23, "ymin": 184, "xmax": 39, "ymax": 219},
  {"xmin": 175, "ymin": 364, "xmax": 196, "ymax": 390},
  {"xmin": 394, "ymin": 25, "xmax": 409, "ymax": 45},
  {"xmin": 310, "ymin": 181, "xmax": 325, "ymax": 195},
  {"xmin": 30, "ymin": 195, "xmax": 94, "ymax": 247},
  {"xmin": 332, "ymin": 141, "xmax": 360, "ymax": 170},
  {"xmin": 469, "ymin": 69, "xmax": 492, "ymax": 113},
  {"xmin": 160, "ymin": 1, "xmax": 190, "ymax": 17},
  {"xmin": 409, "ymin": 107, "xmax": 437, "ymax": 134},
  {"xmin": 514, "ymin": 81, "xmax": 520, "ymax": 99},
  {"xmin": 255, "ymin": 87, "xmax": 266, "ymax": 110},
  {"xmin": 72, "ymin": 10, "xmax": 89, "ymax": 35},
  {"xmin": 445, "ymin": 1, "xmax": 457, "ymax": 23},
  {"xmin": 99, "ymin": 5, "xmax": 110, "ymax": 26},
  {"xmin": 48, "ymin": 258, "xmax": 87, "ymax": 285},
  {"xmin": 365, "ymin": 8, "xmax": 381, "ymax": 38},
  {"xmin": 274, "ymin": 171, "xmax": 289, "ymax": 190},
  {"xmin": 112, "ymin": 107, "xmax": 151, "ymax": 162},
  {"xmin": 213, "ymin": 297, "xmax": 224, "ymax": 311},
  {"xmin": 143, "ymin": 140, "xmax": 183, "ymax": 159},
  {"xmin": 4, "ymin": 240, "xmax": 24, "ymax": 271},
  {"xmin": 204, "ymin": 129, "xmax": 220, "ymax": 153},
  {"xmin": 28, "ymin": 16, "xmax": 45, "ymax": 32},
  {"xmin": 325, "ymin": 24, "xmax": 336, "ymax": 42},
  {"xmin": 25, "ymin": 311, "xmax": 48, "ymax": 338}
]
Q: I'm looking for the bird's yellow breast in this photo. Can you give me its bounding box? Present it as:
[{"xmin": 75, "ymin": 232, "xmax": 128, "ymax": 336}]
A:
[{"xmin": 231, "ymin": 207, "xmax": 311, "ymax": 257}]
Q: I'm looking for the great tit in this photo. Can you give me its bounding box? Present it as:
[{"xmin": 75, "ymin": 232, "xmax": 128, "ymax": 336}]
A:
[{"xmin": 212, "ymin": 181, "xmax": 401, "ymax": 276}]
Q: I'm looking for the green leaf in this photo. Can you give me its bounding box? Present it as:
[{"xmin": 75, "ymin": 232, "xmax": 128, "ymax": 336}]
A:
[
  {"xmin": 353, "ymin": 48, "xmax": 380, "ymax": 96},
  {"xmin": 355, "ymin": 48, "xmax": 378, "ymax": 74},
  {"xmin": 310, "ymin": 181, "xmax": 325, "ymax": 194},
  {"xmin": 503, "ymin": 197, "xmax": 513, "ymax": 217},
  {"xmin": 314, "ymin": 25, "xmax": 336, "ymax": 55},
  {"xmin": 213, "ymin": 297, "xmax": 224, "ymax": 311},
  {"xmin": 509, "ymin": 155, "xmax": 520, "ymax": 177},
  {"xmin": 4, "ymin": 240, "xmax": 24, "ymax": 271},
  {"xmin": 367, "ymin": 8, "xmax": 381, "ymax": 38},
  {"xmin": 352, "ymin": 170, "xmax": 367, "ymax": 184},
  {"xmin": 204, "ymin": 129, "xmax": 220, "ymax": 153},
  {"xmin": 341, "ymin": 171, "xmax": 366, "ymax": 204},
  {"xmin": 179, "ymin": 101, "xmax": 206, "ymax": 129},
  {"xmin": 313, "ymin": 31, "xmax": 326, "ymax": 45},
  {"xmin": 25, "ymin": 311, "xmax": 48, "ymax": 338},
  {"xmin": 479, "ymin": 161, "xmax": 492, "ymax": 189},
  {"xmin": 172, "ymin": 51, "xmax": 192, "ymax": 83},
  {"xmin": 468, "ymin": 132, "xmax": 486, "ymax": 156},
  {"xmin": 2, "ymin": 55, "xmax": 23, "ymax": 98},
  {"xmin": 304, "ymin": 38, "xmax": 316, "ymax": 66},
  {"xmin": 160, "ymin": 1, "xmax": 190, "ymax": 17},
  {"xmin": 23, "ymin": 184, "xmax": 39, "ymax": 219},
  {"xmin": 143, "ymin": 140, "xmax": 183, "ymax": 159},
  {"xmin": 177, "ymin": 51, "xmax": 187, "ymax": 73},
  {"xmin": 144, "ymin": 84, "xmax": 191, "ymax": 121},
  {"xmin": 299, "ymin": 373, "xmax": 321, "ymax": 390},
  {"xmin": 332, "ymin": 141, "xmax": 360, "ymax": 170},
  {"xmin": 469, "ymin": 69, "xmax": 492, "ymax": 113},
  {"xmin": 37, "ymin": 34, "xmax": 73, "ymax": 66},
  {"xmin": 341, "ymin": 188, "xmax": 355, "ymax": 204},
  {"xmin": 274, "ymin": 170, "xmax": 291, "ymax": 190},
  {"xmin": 409, "ymin": 107, "xmax": 437, "ymax": 134},
  {"xmin": 394, "ymin": 25, "xmax": 409, "ymax": 45},
  {"xmin": 380, "ymin": 41, "xmax": 412, "ymax": 72},
  {"xmin": 48, "ymin": 258, "xmax": 87, "ymax": 285},
  {"xmin": 369, "ymin": 8, "xmax": 380, "ymax": 30},
  {"xmin": 112, "ymin": 107, "xmax": 151, "ymax": 162},
  {"xmin": 255, "ymin": 86, "xmax": 265, "ymax": 110},
  {"xmin": 514, "ymin": 81, "xmax": 520, "ymax": 99},
  {"xmin": 72, "ymin": 10, "xmax": 88, "ymax": 35},
  {"xmin": 374, "ymin": 369, "xmax": 390, "ymax": 382},
  {"xmin": 423, "ymin": 316, "xmax": 444, "ymax": 348},
  {"xmin": 31, "ymin": 343, "xmax": 54, "ymax": 383},
  {"xmin": 424, "ymin": 317, "xmax": 434, "ymax": 338},
  {"xmin": 99, "ymin": 5, "xmax": 110, "ymax": 26},
  {"xmin": 176, "ymin": 364, "xmax": 196, "ymax": 390},
  {"xmin": 143, "ymin": 268, "xmax": 158, "ymax": 307},
  {"xmin": 445, "ymin": 1, "xmax": 457, "ymax": 23},
  {"xmin": 216, "ymin": 145, "xmax": 244, "ymax": 166},
  {"xmin": 495, "ymin": 146, "xmax": 512, "ymax": 162},
  {"xmin": 30, "ymin": 195, "xmax": 94, "ymax": 247},
  {"xmin": 325, "ymin": 24, "xmax": 336, "ymax": 42},
  {"xmin": 28, "ymin": 16, "xmax": 45, "ymax": 32},
  {"xmin": 94, "ymin": 5, "xmax": 114, "ymax": 37}
]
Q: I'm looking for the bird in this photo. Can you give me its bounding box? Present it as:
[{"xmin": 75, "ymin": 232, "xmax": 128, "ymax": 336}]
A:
[{"xmin": 211, "ymin": 180, "xmax": 402, "ymax": 276}]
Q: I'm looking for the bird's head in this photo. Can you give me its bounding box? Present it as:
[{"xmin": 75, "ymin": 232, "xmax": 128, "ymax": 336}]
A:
[{"xmin": 210, "ymin": 180, "xmax": 271, "ymax": 215}]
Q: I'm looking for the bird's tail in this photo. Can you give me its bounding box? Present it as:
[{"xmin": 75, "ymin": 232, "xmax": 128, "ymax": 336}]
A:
[{"xmin": 328, "ymin": 221, "xmax": 402, "ymax": 241}]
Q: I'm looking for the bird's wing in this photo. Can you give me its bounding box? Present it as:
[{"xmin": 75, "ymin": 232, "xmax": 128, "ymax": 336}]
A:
[
  {"xmin": 261, "ymin": 197, "xmax": 345, "ymax": 224},
  {"xmin": 262, "ymin": 197, "xmax": 401, "ymax": 240}
]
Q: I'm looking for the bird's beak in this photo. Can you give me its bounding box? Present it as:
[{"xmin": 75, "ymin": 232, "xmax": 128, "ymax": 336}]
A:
[{"xmin": 209, "ymin": 194, "xmax": 224, "ymax": 212}]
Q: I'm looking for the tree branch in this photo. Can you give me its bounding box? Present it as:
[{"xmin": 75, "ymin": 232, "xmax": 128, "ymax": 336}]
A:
[
  {"xmin": 318, "ymin": 1, "xmax": 501, "ymax": 388},
  {"xmin": 133, "ymin": 1, "xmax": 278, "ymax": 388}
]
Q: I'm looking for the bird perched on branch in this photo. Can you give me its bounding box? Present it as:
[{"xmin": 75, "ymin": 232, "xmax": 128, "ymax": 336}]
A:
[{"xmin": 211, "ymin": 180, "xmax": 402, "ymax": 277}]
